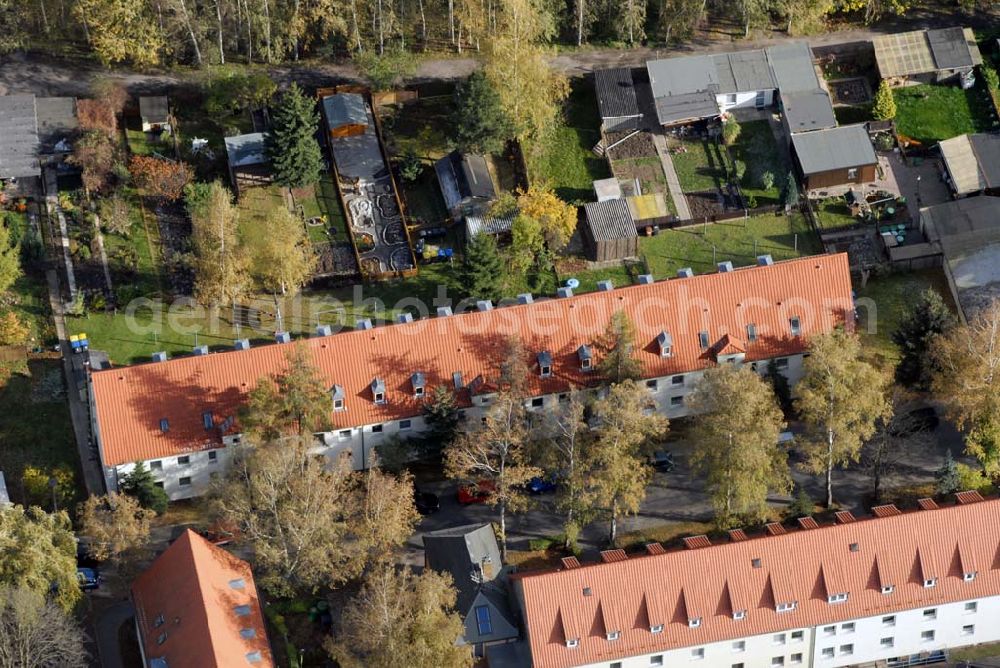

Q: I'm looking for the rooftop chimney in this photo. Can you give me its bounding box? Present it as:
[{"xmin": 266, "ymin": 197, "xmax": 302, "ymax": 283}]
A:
[
  {"xmin": 718, "ymin": 261, "xmax": 734, "ymax": 273},
  {"xmin": 275, "ymin": 331, "xmax": 291, "ymax": 344},
  {"xmin": 597, "ymin": 280, "xmax": 614, "ymax": 291},
  {"xmin": 233, "ymin": 339, "xmax": 250, "ymax": 351},
  {"xmin": 476, "ymin": 300, "xmax": 494, "ymax": 311},
  {"xmin": 677, "ymin": 267, "xmax": 694, "ymax": 278},
  {"xmin": 437, "ymin": 306, "xmax": 453, "ymax": 317},
  {"xmin": 314, "ymin": 324, "xmax": 333, "ymax": 337},
  {"xmin": 397, "ymin": 312, "xmax": 414, "ymax": 324},
  {"xmin": 557, "ymin": 287, "xmax": 573, "ymax": 298},
  {"xmin": 151, "ymin": 351, "xmax": 167, "ymax": 362},
  {"xmin": 356, "ymin": 318, "xmax": 373, "ymax": 330},
  {"xmin": 638, "ymin": 274, "xmax": 654, "ymax": 285},
  {"xmin": 192, "ymin": 345, "xmax": 209, "ymax": 356},
  {"xmin": 757, "ymin": 254, "xmax": 775, "ymax": 266},
  {"xmin": 517, "ymin": 293, "xmax": 533, "ymax": 305}
]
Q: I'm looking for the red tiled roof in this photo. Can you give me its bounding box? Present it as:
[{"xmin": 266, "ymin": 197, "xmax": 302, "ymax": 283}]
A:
[
  {"xmin": 797, "ymin": 517, "xmax": 819, "ymax": 530},
  {"xmin": 918, "ymin": 498, "xmax": 939, "ymax": 510},
  {"xmin": 682, "ymin": 535, "xmax": 712, "ymax": 550},
  {"xmin": 92, "ymin": 254, "xmax": 853, "ymax": 466},
  {"xmin": 728, "ymin": 529, "xmax": 748, "ymax": 542},
  {"xmin": 956, "ymin": 490, "xmax": 985, "ymax": 504},
  {"xmin": 872, "ymin": 503, "xmax": 902, "ymax": 517},
  {"xmin": 131, "ymin": 530, "xmax": 273, "ymax": 667},
  {"xmin": 517, "ymin": 499, "xmax": 1000, "ymax": 668}
]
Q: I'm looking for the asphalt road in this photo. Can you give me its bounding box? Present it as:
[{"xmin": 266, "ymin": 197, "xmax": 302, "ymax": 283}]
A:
[{"xmin": 402, "ymin": 412, "xmax": 968, "ymax": 566}]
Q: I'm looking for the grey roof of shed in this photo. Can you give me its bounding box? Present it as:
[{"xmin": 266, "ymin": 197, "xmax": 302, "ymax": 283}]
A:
[
  {"xmin": 465, "ymin": 211, "xmax": 516, "ymax": 237},
  {"xmin": 647, "ymin": 51, "xmax": 774, "ymax": 101},
  {"xmin": 34, "ymin": 97, "xmax": 78, "ymax": 153},
  {"xmin": 927, "ymin": 26, "xmax": 981, "ymax": 70},
  {"xmin": 434, "ymin": 151, "xmax": 496, "ymax": 210},
  {"xmin": 940, "ymin": 133, "xmax": 1000, "ymax": 195},
  {"xmin": 781, "ymin": 90, "xmax": 837, "ymax": 133},
  {"xmin": 224, "ymin": 133, "xmax": 267, "ymax": 168},
  {"xmin": 595, "ymin": 68, "xmax": 641, "ymax": 120},
  {"xmin": 584, "ymin": 199, "xmax": 636, "ymax": 241},
  {"xmin": 0, "ymin": 95, "xmax": 40, "ymax": 178},
  {"xmin": 873, "ymin": 27, "xmax": 981, "ymax": 78},
  {"xmin": 767, "ymin": 42, "xmax": 821, "ymax": 93},
  {"xmin": 922, "ymin": 196, "xmax": 1000, "ymax": 251},
  {"xmin": 322, "ymin": 93, "xmax": 368, "ymax": 131},
  {"xmin": 792, "ymin": 125, "xmax": 877, "ymax": 175},
  {"xmin": 139, "ymin": 96, "xmax": 169, "ymax": 122}
]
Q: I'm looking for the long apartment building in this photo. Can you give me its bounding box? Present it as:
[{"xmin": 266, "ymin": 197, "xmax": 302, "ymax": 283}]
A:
[
  {"xmin": 89, "ymin": 254, "xmax": 853, "ymax": 500},
  {"xmin": 509, "ymin": 494, "xmax": 1000, "ymax": 668}
]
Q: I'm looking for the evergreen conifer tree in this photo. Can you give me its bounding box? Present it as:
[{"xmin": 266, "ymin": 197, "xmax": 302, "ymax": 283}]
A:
[
  {"xmin": 892, "ymin": 289, "xmax": 955, "ymax": 389},
  {"xmin": 265, "ymin": 83, "xmax": 324, "ymax": 189},
  {"xmin": 872, "ymin": 80, "xmax": 897, "ymax": 121},
  {"xmin": 119, "ymin": 461, "xmax": 169, "ymax": 515},
  {"xmin": 462, "ymin": 233, "xmax": 505, "ymax": 303}
]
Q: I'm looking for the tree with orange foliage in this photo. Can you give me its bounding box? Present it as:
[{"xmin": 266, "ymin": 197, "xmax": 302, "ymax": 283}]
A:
[
  {"xmin": 69, "ymin": 131, "xmax": 117, "ymax": 195},
  {"xmin": 76, "ymin": 99, "xmax": 118, "ymax": 138},
  {"xmin": 128, "ymin": 156, "xmax": 193, "ymax": 201}
]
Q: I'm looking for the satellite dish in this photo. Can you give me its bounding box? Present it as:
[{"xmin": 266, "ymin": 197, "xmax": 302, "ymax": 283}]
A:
[{"xmin": 566, "ymin": 278, "xmax": 580, "ymax": 289}]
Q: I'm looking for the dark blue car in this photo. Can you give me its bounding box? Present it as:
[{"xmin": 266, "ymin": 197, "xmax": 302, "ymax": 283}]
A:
[
  {"xmin": 527, "ymin": 475, "xmax": 558, "ymax": 494},
  {"xmin": 77, "ymin": 567, "xmax": 101, "ymax": 591}
]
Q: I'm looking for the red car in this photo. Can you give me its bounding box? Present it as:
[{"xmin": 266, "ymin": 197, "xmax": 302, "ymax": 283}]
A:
[{"xmin": 457, "ymin": 480, "xmax": 495, "ymax": 505}]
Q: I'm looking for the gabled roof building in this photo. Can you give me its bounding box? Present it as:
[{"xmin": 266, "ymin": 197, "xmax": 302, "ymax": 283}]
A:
[
  {"xmin": 874, "ymin": 27, "xmax": 982, "ymax": 86},
  {"xmin": 513, "ymin": 495, "xmax": 1000, "ymax": 668},
  {"xmin": 90, "ymin": 254, "xmax": 853, "ymax": 499},
  {"xmin": 132, "ymin": 529, "xmax": 274, "ymax": 667},
  {"xmin": 0, "ymin": 95, "xmax": 41, "ymax": 179}
]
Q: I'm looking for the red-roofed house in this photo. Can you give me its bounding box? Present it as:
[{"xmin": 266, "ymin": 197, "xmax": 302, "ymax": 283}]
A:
[
  {"xmin": 90, "ymin": 254, "xmax": 854, "ymax": 499},
  {"xmin": 508, "ymin": 498, "xmax": 1000, "ymax": 668},
  {"xmin": 131, "ymin": 529, "xmax": 274, "ymax": 667}
]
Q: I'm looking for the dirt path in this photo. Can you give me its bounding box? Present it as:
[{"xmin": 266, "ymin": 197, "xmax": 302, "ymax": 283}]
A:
[{"xmin": 1, "ymin": 8, "xmax": 996, "ymax": 97}]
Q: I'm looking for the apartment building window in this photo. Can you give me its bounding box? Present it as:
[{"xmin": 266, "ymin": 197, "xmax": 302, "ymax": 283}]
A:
[
  {"xmin": 150, "ymin": 460, "xmax": 162, "ymax": 470},
  {"xmin": 790, "ymin": 654, "xmax": 802, "ymax": 664},
  {"xmin": 775, "ymin": 357, "xmax": 789, "ymax": 370},
  {"xmin": 828, "ymin": 592, "xmax": 848, "ymax": 604},
  {"xmin": 841, "ymin": 622, "xmax": 855, "ymax": 633},
  {"xmin": 371, "ymin": 424, "xmax": 383, "ymax": 433},
  {"xmin": 776, "ymin": 602, "xmax": 796, "ymax": 613},
  {"xmin": 565, "ymin": 638, "xmax": 579, "ymax": 649},
  {"xmin": 821, "ymin": 648, "xmax": 834, "ymax": 659},
  {"xmin": 923, "ymin": 608, "xmax": 937, "ymax": 620},
  {"xmin": 234, "ymin": 605, "xmax": 251, "ymax": 616},
  {"xmin": 881, "ymin": 585, "xmax": 895, "ymax": 594},
  {"xmin": 726, "ymin": 94, "xmax": 737, "ymax": 104},
  {"xmin": 178, "ymin": 477, "xmax": 191, "ymax": 486},
  {"xmin": 733, "ymin": 610, "xmax": 746, "ymax": 620},
  {"xmin": 646, "ymin": 379, "xmax": 658, "ymax": 390},
  {"xmin": 240, "ymin": 628, "xmax": 257, "ymax": 639},
  {"xmin": 672, "ymin": 375, "xmax": 684, "ymax": 386},
  {"xmin": 965, "ymin": 602, "xmax": 978, "ymax": 614},
  {"xmin": 651, "ymin": 625, "xmax": 664, "ymax": 634},
  {"xmin": 691, "ymin": 648, "xmax": 705, "ymax": 660},
  {"xmin": 924, "ymin": 577, "xmax": 937, "ymax": 588},
  {"xmin": 670, "ymin": 396, "xmax": 684, "ymax": 407},
  {"xmin": 338, "ymin": 429, "xmax": 351, "ymax": 440},
  {"xmin": 791, "ymin": 631, "xmax": 804, "ymax": 642},
  {"xmin": 839, "ymin": 644, "xmax": 853, "ymax": 656},
  {"xmin": 733, "ymin": 664, "xmax": 745, "ymax": 668},
  {"xmin": 531, "ymin": 397, "xmax": 544, "ymax": 408},
  {"xmin": 606, "ymin": 631, "xmax": 620, "ymax": 641},
  {"xmin": 883, "ymin": 615, "xmax": 896, "ymax": 627},
  {"xmin": 823, "ymin": 626, "xmax": 836, "ymax": 637},
  {"xmin": 610, "ymin": 662, "xmax": 620, "ymax": 668},
  {"xmin": 732, "ymin": 641, "xmax": 746, "ymax": 652},
  {"xmin": 208, "ymin": 450, "xmax": 217, "ymax": 463},
  {"xmin": 963, "ymin": 625, "xmax": 975, "ymax": 636},
  {"xmin": 246, "ymin": 651, "xmax": 262, "ymax": 664},
  {"xmin": 558, "ymin": 393, "xmax": 569, "ymax": 403},
  {"xmin": 789, "ymin": 316, "xmax": 801, "ymax": 336},
  {"xmin": 399, "ymin": 419, "xmax": 412, "ymax": 430},
  {"xmin": 921, "ymin": 630, "xmax": 935, "ymax": 642},
  {"xmin": 746, "ymin": 323, "xmax": 758, "ymax": 343},
  {"xmin": 154, "ymin": 481, "xmax": 164, "ymax": 489},
  {"xmin": 964, "ymin": 571, "xmax": 977, "ymax": 582},
  {"xmin": 771, "ymin": 658, "xmax": 785, "ymax": 667},
  {"xmin": 688, "ymin": 617, "xmax": 702, "ymax": 628},
  {"xmin": 650, "ymin": 656, "xmax": 664, "ymax": 667},
  {"xmin": 177, "ymin": 455, "xmax": 190, "ymax": 466},
  {"xmin": 773, "ymin": 633, "xmax": 786, "ymax": 645}
]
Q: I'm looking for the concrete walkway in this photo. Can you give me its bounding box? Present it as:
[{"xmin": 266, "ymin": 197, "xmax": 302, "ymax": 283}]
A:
[{"xmin": 651, "ymin": 133, "xmax": 692, "ymax": 220}]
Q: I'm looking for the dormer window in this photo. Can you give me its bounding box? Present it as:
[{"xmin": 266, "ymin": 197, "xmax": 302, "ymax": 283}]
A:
[
  {"xmin": 688, "ymin": 617, "xmax": 701, "ymax": 628},
  {"xmin": 651, "ymin": 624, "xmax": 664, "ymax": 634},
  {"xmin": 371, "ymin": 378, "xmax": 386, "ymax": 405},
  {"xmin": 411, "ymin": 372, "xmax": 425, "ymax": 398},
  {"xmin": 964, "ymin": 571, "xmax": 977, "ymax": 582},
  {"xmin": 746, "ymin": 323, "xmax": 758, "ymax": 343},
  {"xmin": 789, "ymin": 316, "xmax": 801, "ymax": 336},
  {"xmin": 881, "ymin": 585, "xmax": 895, "ymax": 595},
  {"xmin": 159, "ymin": 418, "xmax": 169, "ymax": 432},
  {"xmin": 776, "ymin": 602, "xmax": 796, "ymax": 613},
  {"xmin": 566, "ymin": 638, "xmax": 579, "ymax": 648},
  {"xmin": 733, "ymin": 610, "xmax": 746, "ymax": 620},
  {"xmin": 924, "ymin": 578, "xmax": 937, "ymax": 588},
  {"xmin": 606, "ymin": 631, "xmax": 620, "ymax": 641},
  {"xmin": 828, "ymin": 593, "xmax": 848, "ymax": 604},
  {"xmin": 657, "ymin": 331, "xmax": 673, "ymax": 357},
  {"xmin": 331, "ymin": 384, "xmax": 346, "ymax": 411},
  {"xmin": 538, "ymin": 351, "xmax": 553, "ymax": 378},
  {"xmin": 577, "ymin": 345, "xmax": 593, "ymax": 371},
  {"xmin": 698, "ymin": 331, "xmax": 709, "ymax": 349}
]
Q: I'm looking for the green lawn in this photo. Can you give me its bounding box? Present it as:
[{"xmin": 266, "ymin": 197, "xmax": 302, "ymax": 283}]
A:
[
  {"xmin": 0, "ymin": 359, "xmax": 80, "ymax": 509},
  {"xmin": 102, "ymin": 189, "xmax": 163, "ymax": 297},
  {"xmin": 728, "ymin": 120, "xmax": 788, "ymax": 205},
  {"xmin": 854, "ymin": 268, "xmax": 956, "ymax": 364},
  {"xmin": 639, "ymin": 212, "xmax": 820, "ymax": 277},
  {"xmin": 894, "ymin": 84, "xmax": 998, "ymax": 145},
  {"xmin": 812, "ymin": 197, "xmax": 858, "ymax": 230},
  {"xmin": 670, "ymin": 138, "xmax": 730, "ymax": 193},
  {"xmin": 382, "ymin": 97, "xmax": 454, "ymax": 161},
  {"xmin": 557, "ymin": 261, "xmax": 643, "ymax": 294},
  {"xmin": 529, "ymin": 81, "xmax": 611, "ymax": 204}
]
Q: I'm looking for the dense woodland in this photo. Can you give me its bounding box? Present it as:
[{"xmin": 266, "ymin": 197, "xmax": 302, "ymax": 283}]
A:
[{"xmin": 0, "ymin": 0, "xmax": 995, "ymax": 69}]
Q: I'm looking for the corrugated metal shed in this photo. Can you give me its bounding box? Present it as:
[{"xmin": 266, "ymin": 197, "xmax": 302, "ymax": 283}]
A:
[
  {"xmin": 465, "ymin": 211, "xmax": 516, "ymax": 238},
  {"xmin": 791, "ymin": 125, "xmax": 877, "ymax": 176},
  {"xmin": 584, "ymin": 199, "xmax": 636, "ymax": 242},
  {"xmin": 939, "ymin": 133, "xmax": 1000, "ymax": 195},
  {"xmin": 927, "ymin": 27, "xmax": 980, "ymax": 69},
  {"xmin": 594, "ymin": 68, "xmax": 641, "ymax": 123},
  {"xmin": 874, "ymin": 28, "xmax": 981, "ymax": 78},
  {"xmin": 435, "ymin": 151, "xmax": 496, "ymax": 212},
  {"xmin": 0, "ymin": 95, "xmax": 40, "ymax": 178},
  {"xmin": 139, "ymin": 96, "xmax": 169, "ymax": 122}
]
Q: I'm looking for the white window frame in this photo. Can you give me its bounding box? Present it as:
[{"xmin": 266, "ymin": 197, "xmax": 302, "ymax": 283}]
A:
[
  {"xmin": 964, "ymin": 571, "xmax": 977, "ymax": 582},
  {"xmin": 651, "ymin": 624, "xmax": 664, "ymax": 634},
  {"xmin": 828, "ymin": 592, "xmax": 848, "ymax": 604},
  {"xmin": 924, "ymin": 578, "xmax": 937, "ymax": 588},
  {"xmin": 565, "ymin": 638, "xmax": 579, "ymax": 649},
  {"xmin": 881, "ymin": 585, "xmax": 895, "ymax": 594},
  {"xmin": 606, "ymin": 631, "xmax": 620, "ymax": 641},
  {"xmin": 688, "ymin": 617, "xmax": 702, "ymax": 628}
]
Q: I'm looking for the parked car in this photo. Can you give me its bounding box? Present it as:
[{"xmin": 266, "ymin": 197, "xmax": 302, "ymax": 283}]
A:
[
  {"xmin": 414, "ymin": 487, "xmax": 441, "ymax": 515},
  {"xmin": 76, "ymin": 567, "xmax": 101, "ymax": 591},
  {"xmin": 457, "ymin": 480, "xmax": 495, "ymax": 505},
  {"xmin": 649, "ymin": 450, "xmax": 675, "ymax": 472},
  {"xmin": 527, "ymin": 475, "xmax": 558, "ymax": 495}
]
